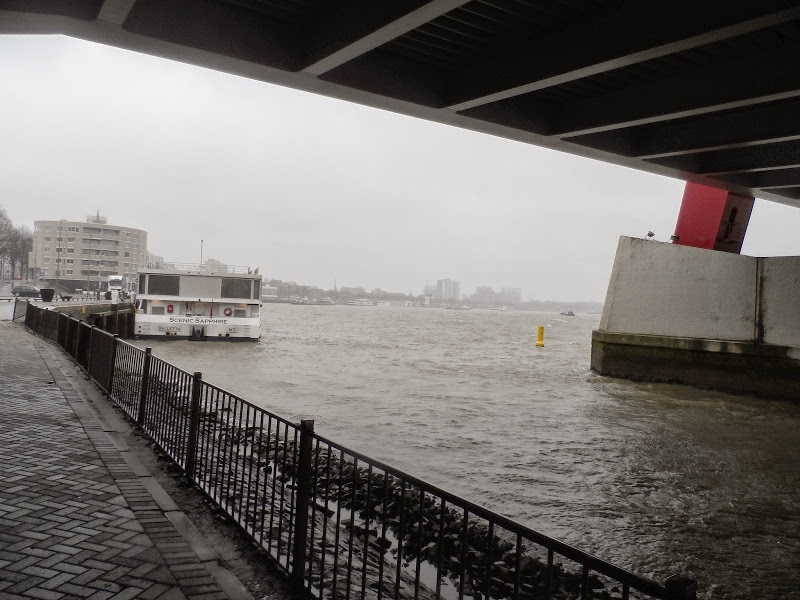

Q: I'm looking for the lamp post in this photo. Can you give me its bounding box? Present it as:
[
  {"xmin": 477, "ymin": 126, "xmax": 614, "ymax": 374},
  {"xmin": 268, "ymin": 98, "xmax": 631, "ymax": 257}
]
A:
[
  {"xmin": 55, "ymin": 219, "xmax": 63, "ymax": 292},
  {"xmin": 97, "ymin": 259, "xmax": 103, "ymax": 298},
  {"xmin": 85, "ymin": 233, "xmax": 92, "ymax": 295}
]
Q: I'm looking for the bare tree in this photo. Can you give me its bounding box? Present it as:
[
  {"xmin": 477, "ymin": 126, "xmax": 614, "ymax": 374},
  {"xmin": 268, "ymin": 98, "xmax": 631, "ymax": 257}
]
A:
[
  {"xmin": 0, "ymin": 207, "xmax": 33, "ymax": 281},
  {"xmin": 8, "ymin": 225, "xmax": 33, "ymax": 280},
  {"xmin": 0, "ymin": 206, "xmax": 14, "ymax": 280}
]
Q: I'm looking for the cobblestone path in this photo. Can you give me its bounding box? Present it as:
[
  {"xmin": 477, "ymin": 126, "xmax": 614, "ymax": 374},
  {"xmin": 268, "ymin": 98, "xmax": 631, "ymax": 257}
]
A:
[{"xmin": 0, "ymin": 322, "xmax": 237, "ymax": 600}]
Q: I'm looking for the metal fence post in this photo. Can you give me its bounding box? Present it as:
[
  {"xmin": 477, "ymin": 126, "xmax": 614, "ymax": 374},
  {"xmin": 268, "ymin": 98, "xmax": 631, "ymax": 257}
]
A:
[
  {"xmin": 291, "ymin": 419, "xmax": 315, "ymax": 587},
  {"xmin": 185, "ymin": 372, "xmax": 203, "ymax": 481},
  {"xmin": 86, "ymin": 325, "xmax": 95, "ymax": 374},
  {"xmin": 106, "ymin": 335, "xmax": 119, "ymax": 395},
  {"xmin": 56, "ymin": 313, "xmax": 63, "ymax": 348},
  {"xmin": 76, "ymin": 323, "xmax": 87, "ymax": 369},
  {"xmin": 136, "ymin": 348, "xmax": 152, "ymax": 427}
]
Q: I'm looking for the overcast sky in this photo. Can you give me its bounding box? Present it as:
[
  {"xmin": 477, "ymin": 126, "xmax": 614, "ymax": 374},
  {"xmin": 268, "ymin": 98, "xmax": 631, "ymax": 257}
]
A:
[{"xmin": 3, "ymin": 34, "xmax": 800, "ymax": 302}]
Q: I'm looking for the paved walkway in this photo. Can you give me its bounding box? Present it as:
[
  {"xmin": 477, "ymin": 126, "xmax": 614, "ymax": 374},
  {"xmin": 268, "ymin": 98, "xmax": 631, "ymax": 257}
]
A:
[{"xmin": 0, "ymin": 321, "xmax": 254, "ymax": 600}]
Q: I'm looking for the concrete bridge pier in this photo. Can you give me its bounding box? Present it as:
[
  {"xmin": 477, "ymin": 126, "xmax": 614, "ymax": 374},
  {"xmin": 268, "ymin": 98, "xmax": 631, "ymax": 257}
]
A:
[{"xmin": 591, "ymin": 235, "xmax": 800, "ymax": 400}]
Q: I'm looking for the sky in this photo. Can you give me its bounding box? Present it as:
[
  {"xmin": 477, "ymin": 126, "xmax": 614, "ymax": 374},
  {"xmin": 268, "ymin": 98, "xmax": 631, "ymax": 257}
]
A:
[{"xmin": 3, "ymin": 34, "xmax": 800, "ymax": 302}]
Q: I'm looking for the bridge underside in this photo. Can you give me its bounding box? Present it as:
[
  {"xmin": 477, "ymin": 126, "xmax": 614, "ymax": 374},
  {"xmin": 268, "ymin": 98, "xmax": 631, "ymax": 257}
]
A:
[{"xmin": 3, "ymin": 0, "xmax": 800, "ymax": 207}]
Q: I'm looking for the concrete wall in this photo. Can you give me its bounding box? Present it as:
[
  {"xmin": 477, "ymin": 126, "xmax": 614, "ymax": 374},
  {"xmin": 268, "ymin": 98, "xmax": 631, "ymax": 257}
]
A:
[
  {"xmin": 595, "ymin": 237, "xmax": 800, "ymax": 398},
  {"xmin": 600, "ymin": 237, "xmax": 757, "ymax": 341},
  {"xmin": 599, "ymin": 236, "xmax": 800, "ymax": 348},
  {"xmin": 762, "ymin": 256, "xmax": 800, "ymax": 347}
]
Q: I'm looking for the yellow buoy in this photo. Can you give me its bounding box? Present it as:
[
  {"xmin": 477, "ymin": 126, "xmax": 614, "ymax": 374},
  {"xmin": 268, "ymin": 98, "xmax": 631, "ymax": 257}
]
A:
[{"xmin": 536, "ymin": 325, "xmax": 545, "ymax": 347}]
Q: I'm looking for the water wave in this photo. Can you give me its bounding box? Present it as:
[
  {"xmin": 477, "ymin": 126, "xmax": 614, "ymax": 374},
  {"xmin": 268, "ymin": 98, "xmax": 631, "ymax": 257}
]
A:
[{"xmin": 138, "ymin": 304, "xmax": 800, "ymax": 600}]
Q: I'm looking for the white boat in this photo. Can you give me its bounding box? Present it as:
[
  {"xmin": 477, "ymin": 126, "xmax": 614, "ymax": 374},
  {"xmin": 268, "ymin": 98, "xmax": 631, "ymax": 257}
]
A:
[
  {"xmin": 291, "ymin": 297, "xmax": 336, "ymax": 305},
  {"xmin": 134, "ymin": 264, "xmax": 262, "ymax": 340},
  {"xmin": 348, "ymin": 299, "xmax": 373, "ymax": 306},
  {"xmin": 376, "ymin": 300, "xmax": 391, "ymax": 307}
]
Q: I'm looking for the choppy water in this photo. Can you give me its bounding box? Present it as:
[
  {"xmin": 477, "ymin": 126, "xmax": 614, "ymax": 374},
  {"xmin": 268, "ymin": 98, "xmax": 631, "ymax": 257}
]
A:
[{"xmin": 14, "ymin": 301, "xmax": 798, "ymax": 599}]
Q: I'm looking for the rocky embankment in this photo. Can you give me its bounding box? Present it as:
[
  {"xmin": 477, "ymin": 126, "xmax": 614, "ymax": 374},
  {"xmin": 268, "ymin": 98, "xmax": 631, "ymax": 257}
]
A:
[{"xmin": 187, "ymin": 404, "xmax": 639, "ymax": 600}]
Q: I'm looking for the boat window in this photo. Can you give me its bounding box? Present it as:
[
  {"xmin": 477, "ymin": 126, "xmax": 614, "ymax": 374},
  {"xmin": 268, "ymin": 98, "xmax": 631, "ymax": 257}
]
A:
[
  {"xmin": 233, "ymin": 309, "xmax": 246, "ymax": 318},
  {"xmin": 221, "ymin": 278, "xmax": 252, "ymax": 299},
  {"xmin": 252, "ymin": 279, "xmax": 260, "ymax": 300},
  {"xmin": 148, "ymin": 274, "xmax": 180, "ymax": 296},
  {"xmin": 151, "ymin": 306, "xmax": 165, "ymax": 315},
  {"xmin": 180, "ymin": 275, "xmax": 221, "ymax": 298},
  {"xmin": 139, "ymin": 274, "xmax": 146, "ymax": 294}
]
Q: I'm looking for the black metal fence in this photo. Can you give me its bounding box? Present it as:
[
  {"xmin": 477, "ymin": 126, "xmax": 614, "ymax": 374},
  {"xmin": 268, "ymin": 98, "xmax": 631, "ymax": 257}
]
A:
[
  {"xmin": 12, "ymin": 298, "xmax": 28, "ymax": 322},
  {"xmin": 22, "ymin": 302, "xmax": 697, "ymax": 600}
]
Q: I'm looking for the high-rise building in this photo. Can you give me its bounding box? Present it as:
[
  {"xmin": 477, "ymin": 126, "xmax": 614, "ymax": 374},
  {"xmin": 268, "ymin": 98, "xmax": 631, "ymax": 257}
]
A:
[
  {"xmin": 500, "ymin": 287, "xmax": 523, "ymax": 304},
  {"xmin": 470, "ymin": 286, "xmax": 523, "ymax": 306},
  {"xmin": 29, "ymin": 215, "xmax": 147, "ymax": 292},
  {"xmin": 146, "ymin": 251, "xmax": 165, "ymax": 269},
  {"xmin": 437, "ymin": 278, "xmax": 460, "ymax": 301},
  {"xmin": 472, "ymin": 286, "xmax": 496, "ymax": 304}
]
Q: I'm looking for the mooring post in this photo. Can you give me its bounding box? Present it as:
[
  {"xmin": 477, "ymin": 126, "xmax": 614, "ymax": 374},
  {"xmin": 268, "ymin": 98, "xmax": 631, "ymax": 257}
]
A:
[
  {"xmin": 185, "ymin": 372, "xmax": 203, "ymax": 482},
  {"xmin": 136, "ymin": 348, "xmax": 152, "ymax": 427},
  {"xmin": 664, "ymin": 575, "xmax": 698, "ymax": 600},
  {"xmin": 291, "ymin": 419, "xmax": 315, "ymax": 588}
]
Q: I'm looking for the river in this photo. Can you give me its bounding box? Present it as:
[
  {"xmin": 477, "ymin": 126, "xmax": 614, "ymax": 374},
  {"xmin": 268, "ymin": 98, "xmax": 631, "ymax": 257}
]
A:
[{"xmin": 126, "ymin": 304, "xmax": 798, "ymax": 599}]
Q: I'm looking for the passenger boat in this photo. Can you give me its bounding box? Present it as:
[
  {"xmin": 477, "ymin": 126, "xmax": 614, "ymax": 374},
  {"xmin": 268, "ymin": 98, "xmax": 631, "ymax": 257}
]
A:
[
  {"xmin": 134, "ymin": 264, "xmax": 262, "ymax": 340},
  {"xmin": 348, "ymin": 299, "xmax": 373, "ymax": 306},
  {"xmin": 291, "ymin": 297, "xmax": 336, "ymax": 305}
]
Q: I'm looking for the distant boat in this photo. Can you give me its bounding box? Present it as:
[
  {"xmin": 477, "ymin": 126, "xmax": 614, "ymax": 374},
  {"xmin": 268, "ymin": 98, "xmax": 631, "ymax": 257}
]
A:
[
  {"xmin": 376, "ymin": 300, "xmax": 391, "ymax": 307},
  {"xmin": 560, "ymin": 310, "xmax": 575, "ymax": 316},
  {"xmin": 292, "ymin": 297, "xmax": 335, "ymax": 305},
  {"xmin": 348, "ymin": 299, "xmax": 373, "ymax": 306}
]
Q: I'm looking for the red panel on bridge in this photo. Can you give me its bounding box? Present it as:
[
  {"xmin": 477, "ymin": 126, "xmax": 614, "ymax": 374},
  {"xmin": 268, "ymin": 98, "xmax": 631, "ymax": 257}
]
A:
[{"xmin": 673, "ymin": 183, "xmax": 754, "ymax": 253}]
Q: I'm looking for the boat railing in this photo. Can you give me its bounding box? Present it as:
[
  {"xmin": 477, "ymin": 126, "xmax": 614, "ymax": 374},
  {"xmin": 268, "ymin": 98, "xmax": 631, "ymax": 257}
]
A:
[
  {"xmin": 21, "ymin": 301, "xmax": 698, "ymax": 600},
  {"xmin": 147, "ymin": 262, "xmax": 258, "ymax": 275}
]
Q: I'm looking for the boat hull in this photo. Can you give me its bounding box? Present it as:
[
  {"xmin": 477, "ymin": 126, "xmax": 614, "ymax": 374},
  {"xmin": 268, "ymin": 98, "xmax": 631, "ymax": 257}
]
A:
[{"xmin": 135, "ymin": 314, "xmax": 261, "ymax": 340}]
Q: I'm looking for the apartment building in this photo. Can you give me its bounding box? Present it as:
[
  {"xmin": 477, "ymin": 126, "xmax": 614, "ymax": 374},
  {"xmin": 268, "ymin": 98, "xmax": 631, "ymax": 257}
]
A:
[
  {"xmin": 437, "ymin": 278, "xmax": 461, "ymax": 301},
  {"xmin": 29, "ymin": 215, "xmax": 147, "ymax": 292}
]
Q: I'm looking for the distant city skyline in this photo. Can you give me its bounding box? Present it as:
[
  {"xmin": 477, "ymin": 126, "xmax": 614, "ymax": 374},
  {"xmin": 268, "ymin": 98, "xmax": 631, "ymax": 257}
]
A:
[
  {"xmin": 259, "ymin": 274, "xmax": 600, "ymax": 311},
  {"xmin": 7, "ymin": 206, "xmax": 558, "ymax": 301}
]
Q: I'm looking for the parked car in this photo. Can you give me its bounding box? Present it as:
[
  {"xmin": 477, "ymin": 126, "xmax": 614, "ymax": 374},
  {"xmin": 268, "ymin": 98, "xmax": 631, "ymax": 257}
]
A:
[{"xmin": 12, "ymin": 285, "xmax": 41, "ymax": 298}]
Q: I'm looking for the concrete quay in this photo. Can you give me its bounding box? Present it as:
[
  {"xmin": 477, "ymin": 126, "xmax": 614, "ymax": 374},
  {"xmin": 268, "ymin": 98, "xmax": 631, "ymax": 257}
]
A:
[{"xmin": 0, "ymin": 320, "xmax": 287, "ymax": 600}]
